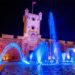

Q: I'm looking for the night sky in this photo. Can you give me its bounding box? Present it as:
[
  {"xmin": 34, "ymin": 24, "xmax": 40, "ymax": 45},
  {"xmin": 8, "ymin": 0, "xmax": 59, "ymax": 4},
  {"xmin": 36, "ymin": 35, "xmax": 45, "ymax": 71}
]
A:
[{"xmin": 0, "ymin": 0, "xmax": 75, "ymax": 41}]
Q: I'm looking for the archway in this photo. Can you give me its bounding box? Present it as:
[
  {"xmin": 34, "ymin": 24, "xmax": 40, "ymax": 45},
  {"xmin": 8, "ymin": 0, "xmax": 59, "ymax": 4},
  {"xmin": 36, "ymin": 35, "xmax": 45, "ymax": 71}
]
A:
[{"xmin": 0, "ymin": 42, "xmax": 23, "ymax": 62}]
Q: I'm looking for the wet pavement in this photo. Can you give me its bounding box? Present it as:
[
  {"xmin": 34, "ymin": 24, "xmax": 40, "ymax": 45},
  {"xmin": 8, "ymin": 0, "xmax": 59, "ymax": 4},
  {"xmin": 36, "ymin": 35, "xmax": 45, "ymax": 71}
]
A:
[{"xmin": 0, "ymin": 62, "xmax": 75, "ymax": 75}]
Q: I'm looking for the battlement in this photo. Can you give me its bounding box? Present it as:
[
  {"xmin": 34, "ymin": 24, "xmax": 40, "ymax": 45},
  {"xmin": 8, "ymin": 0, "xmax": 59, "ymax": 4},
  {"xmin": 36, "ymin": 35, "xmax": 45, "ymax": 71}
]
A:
[{"xmin": 0, "ymin": 8, "xmax": 75, "ymax": 61}]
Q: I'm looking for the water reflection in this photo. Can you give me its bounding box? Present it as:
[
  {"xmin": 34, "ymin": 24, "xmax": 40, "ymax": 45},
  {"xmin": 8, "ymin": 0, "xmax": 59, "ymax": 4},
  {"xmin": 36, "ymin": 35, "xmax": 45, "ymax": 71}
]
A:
[{"xmin": 0, "ymin": 62, "xmax": 75, "ymax": 75}]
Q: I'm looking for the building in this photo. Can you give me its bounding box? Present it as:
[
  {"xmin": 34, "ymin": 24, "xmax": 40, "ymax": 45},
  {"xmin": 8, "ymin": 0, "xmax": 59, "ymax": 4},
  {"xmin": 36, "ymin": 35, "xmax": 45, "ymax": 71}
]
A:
[{"xmin": 0, "ymin": 9, "xmax": 75, "ymax": 61}]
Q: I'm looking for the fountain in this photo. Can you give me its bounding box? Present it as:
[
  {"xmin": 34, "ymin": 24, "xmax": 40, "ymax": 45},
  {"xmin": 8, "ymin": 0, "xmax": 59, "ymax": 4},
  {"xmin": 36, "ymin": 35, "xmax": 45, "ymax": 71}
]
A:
[
  {"xmin": 48, "ymin": 12, "xmax": 62, "ymax": 63},
  {"xmin": 62, "ymin": 47, "xmax": 75, "ymax": 63},
  {"xmin": 29, "ymin": 41, "xmax": 49, "ymax": 64},
  {"xmin": 0, "ymin": 11, "xmax": 75, "ymax": 65},
  {"xmin": 27, "ymin": 12, "xmax": 62, "ymax": 65}
]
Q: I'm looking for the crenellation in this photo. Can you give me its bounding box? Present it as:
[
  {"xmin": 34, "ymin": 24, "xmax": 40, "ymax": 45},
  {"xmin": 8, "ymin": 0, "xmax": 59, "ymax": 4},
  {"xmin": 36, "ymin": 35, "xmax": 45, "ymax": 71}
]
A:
[{"xmin": 0, "ymin": 8, "xmax": 75, "ymax": 61}]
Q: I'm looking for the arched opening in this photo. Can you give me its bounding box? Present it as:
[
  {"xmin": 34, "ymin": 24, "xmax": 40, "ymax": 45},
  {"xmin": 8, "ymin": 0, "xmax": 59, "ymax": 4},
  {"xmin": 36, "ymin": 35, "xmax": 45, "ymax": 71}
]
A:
[
  {"xmin": 2, "ymin": 48, "xmax": 20, "ymax": 61},
  {"xmin": 0, "ymin": 42, "xmax": 23, "ymax": 62}
]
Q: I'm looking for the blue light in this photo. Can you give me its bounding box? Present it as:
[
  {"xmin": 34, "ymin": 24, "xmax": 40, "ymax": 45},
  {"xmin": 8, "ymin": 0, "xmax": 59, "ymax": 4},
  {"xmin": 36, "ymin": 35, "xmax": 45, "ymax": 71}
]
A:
[
  {"xmin": 28, "ymin": 41, "xmax": 49, "ymax": 64},
  {"xmin": 36, "ymin": 48, "xmax": 42, "ymax": 64},
  {"xmin": 35, "ymin": 41, "xmax": 49, "ymax": 64},
  {"xmin": 29, "ymin": 53, "xmax": 33, "ymax": 61},
  {"xmin": 0, "ymin": 42, "xmax": 24, "ymax": 62},
  {"xmin": 22, "ymin": 58, "xmax": 30, "ymax": 64},
  {"xmin": 34, "ymin": 43, "xmax": 43, "ymax": 64},
  {"xmin": 48, "ymin": 12, "xmax": 57, "ymax": 40},
  {"xmin": 48, "ymin": 12, "xmax": 62, "ymax": 63}
]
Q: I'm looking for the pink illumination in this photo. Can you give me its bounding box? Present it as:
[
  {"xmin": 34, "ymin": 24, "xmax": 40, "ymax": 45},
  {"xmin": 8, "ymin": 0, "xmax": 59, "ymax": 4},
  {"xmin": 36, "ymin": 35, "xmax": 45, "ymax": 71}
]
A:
[{"xmin": 32, "ymin": 1, "xmax": 36, "ymax": 5}]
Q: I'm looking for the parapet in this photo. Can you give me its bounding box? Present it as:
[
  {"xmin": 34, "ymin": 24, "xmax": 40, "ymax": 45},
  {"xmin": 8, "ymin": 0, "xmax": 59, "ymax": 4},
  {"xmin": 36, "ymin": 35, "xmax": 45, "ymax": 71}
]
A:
[{"xmin": 2, "ymin": 34, "xmax": 14, "ymax": 39}]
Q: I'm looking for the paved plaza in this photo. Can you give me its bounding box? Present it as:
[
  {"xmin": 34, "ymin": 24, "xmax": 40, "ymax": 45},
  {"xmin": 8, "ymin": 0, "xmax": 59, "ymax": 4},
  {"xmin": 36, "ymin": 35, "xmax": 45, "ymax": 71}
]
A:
[{"xmin": 0, "ymin": 62, "xmax": 75, "ymax": 75}]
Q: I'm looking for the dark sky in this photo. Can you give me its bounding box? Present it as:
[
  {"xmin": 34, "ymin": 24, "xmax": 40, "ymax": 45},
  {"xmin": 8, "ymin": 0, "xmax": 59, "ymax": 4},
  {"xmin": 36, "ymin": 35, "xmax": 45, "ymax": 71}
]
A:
[{"xmin": 0, "ymin": 0, "xmax": 75, "ymax": 41}]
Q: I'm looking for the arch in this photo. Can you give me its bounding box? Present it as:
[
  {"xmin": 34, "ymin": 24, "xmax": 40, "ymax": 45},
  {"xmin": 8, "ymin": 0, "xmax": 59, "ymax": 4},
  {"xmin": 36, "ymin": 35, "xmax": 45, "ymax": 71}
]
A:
[{"xmin": 0, "ymin": 42, "xmax": 23, "ymax": 61}]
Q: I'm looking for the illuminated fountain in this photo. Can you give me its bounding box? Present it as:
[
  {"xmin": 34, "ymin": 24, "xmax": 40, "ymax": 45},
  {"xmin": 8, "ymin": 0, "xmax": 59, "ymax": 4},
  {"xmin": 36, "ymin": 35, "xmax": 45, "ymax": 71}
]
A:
[
  {"xmin": 48, "ymin": 12, "xmax": 75, "ymax": 64},
  {"xmin": 29, "ymin": 41, "xmax": 49, "ymax": 64},
  {"xmin": 27, "ymin": 12, "xmax": 62, "ymax": 65},
  {"xmin": 0, "ymin": 8, "xmax": 75, "ymax": 65},
  {"xmin": 48, "ymin": 12, "xmax": 62, "ymax": 63},
  {"xmin": 23, "ymin": 9, "xmax": 75, "ymax": 65},
  {"xmin": 22, "ymin": 8, "xmax": 67, "ymax": 64},
  {"xmin": 70, "ymin": 47, "xmax": 75, "ymax": 63},
  {"xmin": 61, "ymin": 47, "xmax": 75, "ymax": 64}
]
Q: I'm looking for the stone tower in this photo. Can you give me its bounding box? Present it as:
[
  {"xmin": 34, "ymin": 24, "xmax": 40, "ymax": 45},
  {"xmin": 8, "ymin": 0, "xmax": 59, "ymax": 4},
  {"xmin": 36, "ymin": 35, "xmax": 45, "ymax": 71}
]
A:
[{"xmin": 22, "ymin": 8, "xmax": 42, "ymax": 56}]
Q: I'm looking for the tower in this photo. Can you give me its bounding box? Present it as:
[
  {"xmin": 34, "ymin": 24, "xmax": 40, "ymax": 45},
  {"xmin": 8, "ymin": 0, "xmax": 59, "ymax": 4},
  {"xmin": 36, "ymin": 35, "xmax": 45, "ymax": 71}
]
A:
[{"xmin": 22, "ymin": 8, "xmax": 42, "ymax": 56}]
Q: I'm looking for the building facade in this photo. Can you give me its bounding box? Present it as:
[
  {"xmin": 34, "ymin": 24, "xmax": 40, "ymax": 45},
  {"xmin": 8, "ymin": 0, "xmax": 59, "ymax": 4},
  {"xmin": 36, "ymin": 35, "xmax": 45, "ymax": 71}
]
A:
[{"xmin": 0, "ymin": 9, "xmax": 75, "ymax": 61}]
